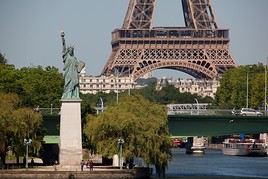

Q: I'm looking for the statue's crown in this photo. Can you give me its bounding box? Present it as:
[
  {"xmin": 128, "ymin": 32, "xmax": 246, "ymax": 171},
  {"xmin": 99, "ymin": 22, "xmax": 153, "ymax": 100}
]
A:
[{"xmin": 67, "ymin": 46, "xmax": 74, "ymax": 51}]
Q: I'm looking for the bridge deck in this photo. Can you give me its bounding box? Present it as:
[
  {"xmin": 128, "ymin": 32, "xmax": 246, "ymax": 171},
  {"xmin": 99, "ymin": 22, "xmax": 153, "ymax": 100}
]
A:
[{"xmin": 168, "ymin": 115, "xmax": 268, "ymax": 136}]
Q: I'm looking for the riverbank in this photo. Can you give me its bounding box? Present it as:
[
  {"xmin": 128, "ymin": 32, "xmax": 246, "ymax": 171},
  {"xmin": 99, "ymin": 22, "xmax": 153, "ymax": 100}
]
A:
[
  {"xmin": 0, "ymin": 167, "xmax": 151, "ymax": 179},
  {"xmin": 155, "ymin": 177, "xmax": 265, "ymax": 179}
]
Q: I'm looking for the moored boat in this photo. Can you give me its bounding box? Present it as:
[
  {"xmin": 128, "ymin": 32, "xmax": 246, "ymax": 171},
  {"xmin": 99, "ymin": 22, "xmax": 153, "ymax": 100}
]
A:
[
  {"xmin": 185, "ymin": 136, "xmax": 206, "ymax": 154},
  {"xmin": 222, "ymin": 138, "xmax": 267, "ymax": 156}
]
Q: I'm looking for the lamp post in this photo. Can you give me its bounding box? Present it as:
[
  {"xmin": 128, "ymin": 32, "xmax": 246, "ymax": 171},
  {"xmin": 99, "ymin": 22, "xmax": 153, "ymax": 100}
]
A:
[
  {"xmin": 50, "ymin": 103, "xmax": 53, "ymax": 115},
  {"xmin": 115, "ymin": 69, "xmax": 119, "ymax": 104},
  {"xmin": 128, "ymin": 65, "xmax": 131, "ymax": 96},
  {"xmin": 246, "ymin": 71, "xmax": 249, "ymax": 108},
  {"xmin": 96, "ymin": 97, "xmax": 104, "ymax": 115},
  {"xmin": 24, "ymin": 139, "xmax": 32, "ymax": 169},
  {"xmin": 118, "ymin": 137, "xmax": 124, "ymax": 169},
  {"xmin": 195, "ymin": 98, "xmax": 199, "ymax": 115},
  {"xmin": 265, "ymin": 59, "xmax": 267, "ymax": 116}
]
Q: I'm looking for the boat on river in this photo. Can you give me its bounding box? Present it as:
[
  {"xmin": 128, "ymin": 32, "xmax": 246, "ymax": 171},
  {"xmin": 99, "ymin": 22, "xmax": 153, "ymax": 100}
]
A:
[{"xmin": 222, "ymin": 138, "xmax": 267, "ymax": 156}]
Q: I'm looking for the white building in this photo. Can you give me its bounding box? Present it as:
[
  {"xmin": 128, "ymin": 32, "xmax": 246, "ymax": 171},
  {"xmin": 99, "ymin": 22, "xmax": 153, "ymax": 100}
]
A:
[
  {"xmin": 79, "ymin": 70, "xmax": 135, "ymax": 94},
  {"xmin": 79, "ymin": 68, "xmax": 219, "ymax": 97},
  {"xmin": 156, "ymin": 78, "xmax": 220, "ymax": 98}
]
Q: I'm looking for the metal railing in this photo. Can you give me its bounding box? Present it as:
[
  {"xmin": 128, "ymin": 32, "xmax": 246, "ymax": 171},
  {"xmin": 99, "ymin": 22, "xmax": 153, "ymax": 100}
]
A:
[{"xmin": 112, "ymin": 28, "xmax": 229, "ymax": 41}]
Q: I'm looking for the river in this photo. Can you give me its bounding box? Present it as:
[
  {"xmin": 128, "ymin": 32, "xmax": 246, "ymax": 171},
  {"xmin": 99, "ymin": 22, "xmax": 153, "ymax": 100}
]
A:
[{"xmin": 164, "ymin": 148, "xmax": 268, "ymax": 178}]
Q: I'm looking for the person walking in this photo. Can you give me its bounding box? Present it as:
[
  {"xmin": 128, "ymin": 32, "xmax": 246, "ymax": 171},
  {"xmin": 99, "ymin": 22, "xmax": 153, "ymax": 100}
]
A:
[
  {"xmin": 30, "ymin": 158, "xmax": 34, "ymax": 168},
  {"xmin": 80, "ymin": 160, "xmax": 84, "ymax": 171},
  {"xmin": 54, "ymin": 160, "xmax": 58, "ymax": 171},
  {"xmin": 89, "ymin": 160, "xmax": 93, "ymax": 171}
]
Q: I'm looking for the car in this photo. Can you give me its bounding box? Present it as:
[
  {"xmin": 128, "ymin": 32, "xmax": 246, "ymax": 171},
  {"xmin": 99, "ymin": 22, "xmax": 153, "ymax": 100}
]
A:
[
  {"xmin": 240, "ymin": 108, "xmax": 263, "ymax": 116},
  {"xmin": 231, "ymin": 108, "xmax": 240, "ymax": 116}
]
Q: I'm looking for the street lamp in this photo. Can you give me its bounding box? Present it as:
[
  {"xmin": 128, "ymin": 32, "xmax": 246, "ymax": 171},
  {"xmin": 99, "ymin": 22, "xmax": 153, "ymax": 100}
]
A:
[
  {"xmin": 114, "ymin": 69, "xmax": 119, "ymax": 104},
  {"xmin": 246, "ymin": 71, "xmax": 249, "ymax": 108},
  {"xmin": 128, "ymin": 65, "xmax": 131, "ymax": 96},
  {"xmin": 50, "ymin": 103, "xmax": 53, "ymax": 115},
  {"xmin": 265, "ymin": 59, "xmax": 267, "ymax": 116},
  {"xmin": 246, "ymin": 66, "xmax": 253, "ymax": 108},
  {"xmin": 195, "ymin": 98, "xmax": 199, "ymax": 115},
  {"xmin": 117, "ymin": 137, "xmax": 124, "ymax": 169},
  {"xmin": 96, "ymin": 97, "xmax": 104, "ymax": 115},
  {"xmin": 24, "ymin": 139, "xmax": 32, "ymax": 169}
]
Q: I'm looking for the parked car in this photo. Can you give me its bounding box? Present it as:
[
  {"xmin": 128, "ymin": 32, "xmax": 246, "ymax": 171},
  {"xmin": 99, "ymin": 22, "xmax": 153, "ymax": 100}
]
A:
[
  {"xmin": 240, "ymin": 108, "xmax": 263, "ymax": 116},
  {"xmin": 231, "ymin": 108, "xmax": 240, "ymax": 116}
]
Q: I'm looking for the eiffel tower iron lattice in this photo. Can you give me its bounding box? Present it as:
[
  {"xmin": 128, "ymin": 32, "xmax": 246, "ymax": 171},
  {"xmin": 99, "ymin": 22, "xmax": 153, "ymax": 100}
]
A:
[{"xmin": 101, "ymin": 0, "xmax": 236, "ymax": 81}]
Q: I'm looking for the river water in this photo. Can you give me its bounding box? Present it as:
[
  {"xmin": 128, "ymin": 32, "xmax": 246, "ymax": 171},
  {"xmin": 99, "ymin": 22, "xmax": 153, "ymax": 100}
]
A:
[{"xmin": 165, "ymin": 148, "xmax": 268, "ymax": 178}]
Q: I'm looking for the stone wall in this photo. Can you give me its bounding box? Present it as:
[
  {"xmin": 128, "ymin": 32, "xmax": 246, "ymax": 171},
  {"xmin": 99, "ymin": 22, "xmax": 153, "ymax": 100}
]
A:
[{"xmin": 0, "ymin": 168, "xmax": 151, "ymax": 179}]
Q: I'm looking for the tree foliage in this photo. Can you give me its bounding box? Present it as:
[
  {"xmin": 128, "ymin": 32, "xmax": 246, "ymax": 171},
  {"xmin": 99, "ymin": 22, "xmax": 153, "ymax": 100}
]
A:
[
  {"xmin": 0, "ymin": 93, "xmax": 43, "ymax": 164},
  {"xmin": 0, "ymin": 64, "xmax": 64, "ymax": 108},
  {"xmin": 134, "ymin": 83, "xmax": 213, "ymax": 104},
  {"xmin": 84, "ymin": 94, "xmax": 171, "ymax": 173},
  {"xmin": 80, "ymin": 82, "xmax": 213, "ymax": 117},
  {"xmin": 0, "ymin": 52, "xmax": 7, "ymax": 64},
  {"xmin": 215, "ymin": 64, "xmax": 266, "ymax": 109}
]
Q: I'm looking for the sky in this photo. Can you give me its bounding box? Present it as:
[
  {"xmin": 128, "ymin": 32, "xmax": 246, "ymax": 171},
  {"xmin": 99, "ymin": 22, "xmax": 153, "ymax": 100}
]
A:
[{"xmin": 0, "ymin": 0, "xmax": 268, "ymax": 78}]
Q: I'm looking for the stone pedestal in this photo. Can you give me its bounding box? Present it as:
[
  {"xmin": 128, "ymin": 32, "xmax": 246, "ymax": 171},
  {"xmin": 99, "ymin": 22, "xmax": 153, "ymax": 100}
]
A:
[
  {"xmin": 113, "ymin": 154, "xmax": 119, "ymax": 167},
  {"xmin": 59, "ymin": 99, "xmax": 82, "ymax": 169}
]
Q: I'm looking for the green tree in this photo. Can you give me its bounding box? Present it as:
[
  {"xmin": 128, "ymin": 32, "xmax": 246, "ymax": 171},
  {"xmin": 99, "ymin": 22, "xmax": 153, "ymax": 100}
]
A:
[
  {"xmin": 134, "ymin": 83, "xmax": 213, "ymax": 104},
  {"xmin": 11, "ymin": 108, "xmax": 43, "ymax": 164},
  {"xmin": 0, "ymin": 93, "xmax": 20, "ymax": 165},
  {"xmin": 0, "ymin": 52, "xmax": 7, "ymax": 64},
  {"xmin": 18, "ymin": 66, "xmax": 64, "ymax": 107},
  {"xmin": 215, "ymin": 64, "xmax": 266, "ymax": 109},
  {"xmin": 0, "ymin": 65, "xmax": 64, "ymax": 108},
  {"xmin": 0, "ymin": 93, "xmax": 43, "ymax": 165},
  {"xmin": 84, "ymin": 94, "xmax": 171, "ymax": 176},
  {"xmin": 0, "ymin": 64, "xmax": 22, "ymax": 94}
]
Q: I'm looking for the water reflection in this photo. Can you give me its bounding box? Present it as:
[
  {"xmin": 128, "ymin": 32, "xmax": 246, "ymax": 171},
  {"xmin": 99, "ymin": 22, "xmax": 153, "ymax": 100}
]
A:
[{"xmin": 166, "ymin": 148, "xmax": 268, "ymax": 178}]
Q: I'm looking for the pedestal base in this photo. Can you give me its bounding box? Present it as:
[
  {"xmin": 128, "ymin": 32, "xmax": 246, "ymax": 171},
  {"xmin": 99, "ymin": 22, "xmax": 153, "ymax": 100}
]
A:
[{"xmin": 59, "ymin": 99, "xmax": 82, "ymax": 168}]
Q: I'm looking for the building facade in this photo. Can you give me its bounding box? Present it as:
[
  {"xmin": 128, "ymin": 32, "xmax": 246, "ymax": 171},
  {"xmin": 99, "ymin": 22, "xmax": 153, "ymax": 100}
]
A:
[
  {"xmin": 79, "ymin": 71, "xmax": 135, "ymax": 95},
  {"xmin": 79, "ymin": 68, "xmax": 219, "ymax": 98},
  {"xmin": 157, "ymin": 78, "xmax": 220, "ymax": 98}
]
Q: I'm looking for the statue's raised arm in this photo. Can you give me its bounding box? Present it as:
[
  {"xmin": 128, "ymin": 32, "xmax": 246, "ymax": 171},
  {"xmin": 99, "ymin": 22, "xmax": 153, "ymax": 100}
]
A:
[
  {"xmin": 61, "ymin": 30, "xmax": 67, "ymax": 55},
  {"xmin": 60, "ymin": 31, "xmax": 84, "ymax": 99}
]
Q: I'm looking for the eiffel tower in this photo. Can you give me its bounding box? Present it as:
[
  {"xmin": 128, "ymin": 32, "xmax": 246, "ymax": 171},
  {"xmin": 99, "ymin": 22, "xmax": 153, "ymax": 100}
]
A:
[{"xmin": 101, "ymin": 0, "xmax": 236, "ymax": 81}]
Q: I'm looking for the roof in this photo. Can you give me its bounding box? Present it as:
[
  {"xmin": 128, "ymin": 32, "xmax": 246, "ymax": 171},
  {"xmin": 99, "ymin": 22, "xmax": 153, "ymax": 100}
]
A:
[{"xmin": 43, "ymin": 135, "xmax": 59, "ymax": 144}]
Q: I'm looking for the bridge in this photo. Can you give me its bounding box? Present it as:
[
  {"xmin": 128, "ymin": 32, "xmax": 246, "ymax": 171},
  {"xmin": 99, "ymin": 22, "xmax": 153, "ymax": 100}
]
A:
[
  {"xmin": 167, "ymin": 103, "xmax": 211, "ymax": 115},
  {"xmin": 168, "ymin": 115, "xmax": 268, "ymax": 136},
  {"xmin": 42, "ymin": 112, "xmax": 268, "ymax": 144}
]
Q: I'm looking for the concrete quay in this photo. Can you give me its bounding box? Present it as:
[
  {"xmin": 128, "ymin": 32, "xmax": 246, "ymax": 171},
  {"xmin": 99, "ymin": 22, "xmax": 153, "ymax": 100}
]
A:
[{"xmin": 0, "ymin": 166, "xmax": 151, "ymax": 179}]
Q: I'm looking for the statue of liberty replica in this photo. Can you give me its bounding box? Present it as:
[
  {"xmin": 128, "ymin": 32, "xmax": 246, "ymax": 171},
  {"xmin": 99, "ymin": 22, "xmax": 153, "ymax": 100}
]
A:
[
  {"xmin": 61, "ymin": 31, "xmax": 85, "ymax": 99},
  {"xmin": 59, "ymin": 30, "xmax": 84, "ymax": 170}
]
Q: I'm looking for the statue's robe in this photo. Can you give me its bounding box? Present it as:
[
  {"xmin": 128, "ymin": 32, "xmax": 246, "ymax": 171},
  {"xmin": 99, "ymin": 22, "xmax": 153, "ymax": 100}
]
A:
[{"xmin": 62, "ymin": 53, "xmax": 84, "ymax": 99}]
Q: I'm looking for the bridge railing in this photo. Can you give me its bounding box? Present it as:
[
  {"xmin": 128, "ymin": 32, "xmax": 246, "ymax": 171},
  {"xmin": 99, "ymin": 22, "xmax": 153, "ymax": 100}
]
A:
[
  {"xmin": 34, "ymin": 107, "xmax": 60, "ymax": 115},
  {"xmin": 168, "ymin": 109, "xmax": 233, "ymax": 116},
  {"xmin": 167, "ymin": 103, "xmax": 233, "ymax": 116}
]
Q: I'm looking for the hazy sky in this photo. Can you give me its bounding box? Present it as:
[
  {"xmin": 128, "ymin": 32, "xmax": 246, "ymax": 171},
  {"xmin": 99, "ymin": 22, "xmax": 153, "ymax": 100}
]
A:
[{"xmin": 0, "ymin": 0, "xmax": 268, "ymax": 78}]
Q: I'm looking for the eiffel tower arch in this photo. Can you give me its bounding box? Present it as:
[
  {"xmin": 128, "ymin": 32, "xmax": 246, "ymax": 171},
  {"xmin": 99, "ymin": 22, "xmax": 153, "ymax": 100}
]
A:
[{"xmin": 101, "ymin": 0, "xmax": 236, "ymax": 81}]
